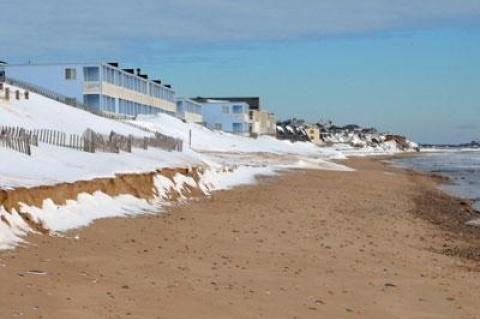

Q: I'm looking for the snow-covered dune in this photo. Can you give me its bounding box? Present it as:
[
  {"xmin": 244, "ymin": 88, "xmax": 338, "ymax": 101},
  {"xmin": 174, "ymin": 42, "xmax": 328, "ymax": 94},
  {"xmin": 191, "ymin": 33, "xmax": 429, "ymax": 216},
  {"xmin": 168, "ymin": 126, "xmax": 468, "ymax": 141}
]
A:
[
  {"xmin": 131, "ymin": 114, "xmax": 342, "ymax": 158},
  {"xmin": 0, "ymin": 84, "xmax": 347, "ymax": 190}
]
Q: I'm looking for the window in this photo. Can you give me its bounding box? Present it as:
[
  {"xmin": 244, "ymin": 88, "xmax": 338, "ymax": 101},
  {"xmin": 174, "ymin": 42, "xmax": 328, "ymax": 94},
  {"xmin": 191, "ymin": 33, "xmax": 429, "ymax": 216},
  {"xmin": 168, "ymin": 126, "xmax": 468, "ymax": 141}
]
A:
[
  {"xmin": 65, "ymin": 68, "xmax": 76, "ymax": 80},
  {"xmin": 102, "ymin": 66, "xmax": 115, "ymax": 84},
  {"xmin": 233, "ymin": 123, "xmax": 243, "ymax": 133},
  {"xmin": 233, "ymin": 105, "xmax": 244, "ymax": 114},
  {"xmin": 84, "ymin": 94, "xmax": 100, "ymax": 109},
  {"xmin": 222, "ymin": 106, "xmax": 230, "ymax": 114},
  {"xmin": 83, "ymin": 67, "xmax": 99, "ymax": 82},
  {"xmin": 102, "ymin": 95, "xmax": 116, "ymax": 113},
  {"xmin": 214, "ymin": 123, "xmax": 223, "ymax": 130}
]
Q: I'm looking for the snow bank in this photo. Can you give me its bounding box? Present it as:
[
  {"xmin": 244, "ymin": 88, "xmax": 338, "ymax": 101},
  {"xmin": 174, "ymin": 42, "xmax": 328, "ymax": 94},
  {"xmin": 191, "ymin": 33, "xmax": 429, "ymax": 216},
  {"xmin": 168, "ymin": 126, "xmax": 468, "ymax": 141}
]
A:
[{"xmin": 0, "ymin": 144, "xmax": 203, "ymax": 189}]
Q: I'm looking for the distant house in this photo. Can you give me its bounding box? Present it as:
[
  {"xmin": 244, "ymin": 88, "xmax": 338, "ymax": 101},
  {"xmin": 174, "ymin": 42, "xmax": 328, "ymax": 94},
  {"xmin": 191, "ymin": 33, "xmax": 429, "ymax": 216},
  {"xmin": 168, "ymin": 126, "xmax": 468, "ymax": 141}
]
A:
[
  {"xmin": 305, "ymin": 126, "xmax": 324, "ymax": 145},
  {"xmin": 194, "ymin": 96, "xmax": 276, "ymax": 136},
  {"xmin": 250, "ymin": 110, "xmax": 276, "ymax": 136},
  {"xmin": 276, "ymin": 119, "xmax": 310, "ymax": 142},
  {"xmin": 192, "ymin": 98, "xmax": 251, "ymax": 136},
  {"xmin": 176, "ymin": 98, "xmax": 203, "ymax": 124},
  {"xmin": 342, "ymin": 124, "xmax": 362, "ymax": 133},
  {"xmin": 0, "ymin": 62, "xmax": 176, "ymax": 117}
]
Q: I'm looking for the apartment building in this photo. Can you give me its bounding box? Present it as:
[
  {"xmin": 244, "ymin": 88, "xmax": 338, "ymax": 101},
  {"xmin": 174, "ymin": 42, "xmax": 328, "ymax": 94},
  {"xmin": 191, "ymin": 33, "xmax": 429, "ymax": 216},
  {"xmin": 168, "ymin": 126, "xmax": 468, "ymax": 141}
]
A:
[
  {"xmin": 1, "ymin": 62, "xmax": 176, "ymax": 117},
  {"xmin": 192, "ymin": 98, "xmax": 251, "ymax": 136},
  {"xmin": 176, "ymin": 98, "xmax": 203, "ymax": 123},
  {"xmin": 196, "ymin": 97, "xmax": 276, "ymax": 136}
]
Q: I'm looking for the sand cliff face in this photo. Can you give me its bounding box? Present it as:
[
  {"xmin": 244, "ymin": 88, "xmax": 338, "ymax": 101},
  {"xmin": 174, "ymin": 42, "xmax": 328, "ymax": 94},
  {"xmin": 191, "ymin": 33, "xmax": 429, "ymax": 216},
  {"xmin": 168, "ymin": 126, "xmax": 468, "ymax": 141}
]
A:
[
  {"xmin": 0, "ymin": 167, "xmax": 207, "ymax": 211},
  {"xmin": 0, "ymin": 166, "xmax": 206, "ymax": 237}
]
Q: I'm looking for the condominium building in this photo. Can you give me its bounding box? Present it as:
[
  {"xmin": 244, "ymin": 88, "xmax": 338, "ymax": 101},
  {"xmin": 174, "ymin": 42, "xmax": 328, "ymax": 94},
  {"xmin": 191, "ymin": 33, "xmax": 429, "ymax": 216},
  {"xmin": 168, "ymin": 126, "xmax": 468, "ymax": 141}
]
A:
[
  {"xmin": 195, "ymin": 96, "xmax": 276, "ymax": 136},
  {"xmin": 176, "ymin": 98, "xmax": 203, "ymax": 123},
  {"xmin": 0, "ymin": 62, "xmax": 176, "ymax": 117},
  {"xmin": 192, "ymin": 98, "xmax": 251, "ymax": 136}
]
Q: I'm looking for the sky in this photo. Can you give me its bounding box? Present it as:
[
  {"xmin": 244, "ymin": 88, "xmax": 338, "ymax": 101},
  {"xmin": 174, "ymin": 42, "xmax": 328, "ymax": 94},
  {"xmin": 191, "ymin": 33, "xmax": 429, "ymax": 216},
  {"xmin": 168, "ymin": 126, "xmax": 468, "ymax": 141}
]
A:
[{"xmin": 0, "ymin": 0, "xmax": 479, "ymax": 144}]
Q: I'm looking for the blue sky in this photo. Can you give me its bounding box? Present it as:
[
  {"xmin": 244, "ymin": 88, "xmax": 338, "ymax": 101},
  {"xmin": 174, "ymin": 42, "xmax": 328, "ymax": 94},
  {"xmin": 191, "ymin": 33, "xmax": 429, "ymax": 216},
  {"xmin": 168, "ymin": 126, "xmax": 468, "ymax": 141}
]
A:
[{"xmin": 0, "ymin": 0, "xmax": 479, "ymax": 143}]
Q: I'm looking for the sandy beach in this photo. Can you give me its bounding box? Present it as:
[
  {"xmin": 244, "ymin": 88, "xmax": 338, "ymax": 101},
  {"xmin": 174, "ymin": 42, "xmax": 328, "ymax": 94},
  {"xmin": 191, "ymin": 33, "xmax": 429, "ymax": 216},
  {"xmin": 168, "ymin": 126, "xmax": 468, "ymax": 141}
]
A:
[{"xmin": 0, "ymin": 157, "xmax": 479, "ymax": 318}]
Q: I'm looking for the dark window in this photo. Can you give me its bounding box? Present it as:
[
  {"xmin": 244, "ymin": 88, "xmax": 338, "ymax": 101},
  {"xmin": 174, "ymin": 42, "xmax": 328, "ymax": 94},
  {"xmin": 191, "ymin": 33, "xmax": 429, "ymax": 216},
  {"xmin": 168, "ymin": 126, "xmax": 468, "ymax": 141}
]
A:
[{"xmin": 65, "ymin": 68, "xmax": 77, "ymax": 80}]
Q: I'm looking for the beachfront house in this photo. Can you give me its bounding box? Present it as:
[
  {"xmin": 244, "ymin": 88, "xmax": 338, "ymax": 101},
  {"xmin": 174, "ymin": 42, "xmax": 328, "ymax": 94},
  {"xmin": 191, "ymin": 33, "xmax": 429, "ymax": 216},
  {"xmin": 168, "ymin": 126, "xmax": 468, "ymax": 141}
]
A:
[
  {"xmin": 305, "ymin": 126, "xmax": 324, "ymax": 145},
  {"xmin": 250, "ymin": 109, "xmax": 276, "ymax": 136},
  {"xmin": 0, "ymin": 62, "xmax": 176, "ymax": 118},
  {"xmin": 276, "ymin": 118, "xmax": 310, "ymax": 142},
  {"xmin": 192, "ymin": 98, "xmax": 251, "ymax": 136},
  {"xmin": 176, "ymin": 98, "xmax": 203, "ymax": 124},
  {"xmin": 193, "ymin": 97, "xmax": 276, "ymax": 136}
]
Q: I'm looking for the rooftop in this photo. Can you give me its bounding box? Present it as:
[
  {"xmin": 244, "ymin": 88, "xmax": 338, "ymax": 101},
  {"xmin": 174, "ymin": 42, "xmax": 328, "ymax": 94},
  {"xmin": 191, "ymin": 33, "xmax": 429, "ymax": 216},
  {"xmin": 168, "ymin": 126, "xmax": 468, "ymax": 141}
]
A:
[{"xmin": 192, "ymin": 97, "xmax": 260, "ymax": 110}]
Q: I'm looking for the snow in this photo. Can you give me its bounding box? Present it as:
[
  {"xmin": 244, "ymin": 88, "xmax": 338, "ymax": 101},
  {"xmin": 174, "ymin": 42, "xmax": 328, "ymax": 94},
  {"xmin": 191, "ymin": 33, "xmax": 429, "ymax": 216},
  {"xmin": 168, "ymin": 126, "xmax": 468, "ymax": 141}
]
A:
[
  {"xmin": 0, "ymin": 84, "xmax": 148, "ymax": 136},
  {"xmin": 131, "ymin": 114, "xmax": 341, "ymax": 157},
  {"xmin": 0, "ymin": 143, "xmax": 203, "ymax": 189},
  {"xmin": 0, "ymin": 83, "xmax": 416, "ymax": 250}
]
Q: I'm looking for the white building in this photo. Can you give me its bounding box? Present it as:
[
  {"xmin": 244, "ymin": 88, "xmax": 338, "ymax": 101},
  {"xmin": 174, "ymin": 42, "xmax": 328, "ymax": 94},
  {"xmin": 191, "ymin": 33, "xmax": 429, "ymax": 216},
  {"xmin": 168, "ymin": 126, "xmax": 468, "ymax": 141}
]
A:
[{"xmin": 192, "ymin": 98, "xmax": 251, "ymax": 136}]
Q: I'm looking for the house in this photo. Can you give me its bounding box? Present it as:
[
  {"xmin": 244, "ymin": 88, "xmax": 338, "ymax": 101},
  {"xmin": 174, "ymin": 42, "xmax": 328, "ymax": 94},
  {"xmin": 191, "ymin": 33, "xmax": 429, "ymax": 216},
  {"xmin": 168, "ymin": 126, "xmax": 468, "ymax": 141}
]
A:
[
  {"xmin": 176, "ymin": 98, "xmax": 203, "ymax": 124},
  {"xmin": 194, "ymin": 97, "xmax": 276, "ymax": 136},
  {"xmin": 276, "ymin": 119, "xmax": 310, "ymax": 142},
  {"xmin": 249, "ymin": 110, "xmax": 276, "ymax": 136},
  {"xmin": 0, "ymin": 62, "xmax": 176, "ymax": 117},
  {"xmin": 192, "ymin": 98, "xmax": 251, "ymax": 136},
  {"xmin": 305, "ymin": 126, "xmax": 324, "ymax": 145}
]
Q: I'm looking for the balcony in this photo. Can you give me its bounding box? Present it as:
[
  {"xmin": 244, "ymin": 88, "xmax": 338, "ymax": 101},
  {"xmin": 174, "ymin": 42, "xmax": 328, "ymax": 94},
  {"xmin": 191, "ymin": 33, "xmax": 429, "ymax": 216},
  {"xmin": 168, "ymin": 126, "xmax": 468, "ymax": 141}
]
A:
[
  {"xmin": 233, "ymin": 113, "xmax": 250, "ymax": 122},
  {"xmin": 83, "ymin": 81, "xmax": 101, "ymax": 94}
]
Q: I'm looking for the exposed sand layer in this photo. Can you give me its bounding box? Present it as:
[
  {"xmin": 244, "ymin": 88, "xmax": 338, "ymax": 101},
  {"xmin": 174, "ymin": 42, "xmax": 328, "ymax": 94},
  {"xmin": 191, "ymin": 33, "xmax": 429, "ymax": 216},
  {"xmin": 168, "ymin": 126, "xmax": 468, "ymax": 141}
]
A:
[
  {"xmin": 0, "ymin": 167, "xmax": 201, "ymax": 213},
  {"xmin": 0, "ymin": 158, "xmax": 479, "ymax": 318}
]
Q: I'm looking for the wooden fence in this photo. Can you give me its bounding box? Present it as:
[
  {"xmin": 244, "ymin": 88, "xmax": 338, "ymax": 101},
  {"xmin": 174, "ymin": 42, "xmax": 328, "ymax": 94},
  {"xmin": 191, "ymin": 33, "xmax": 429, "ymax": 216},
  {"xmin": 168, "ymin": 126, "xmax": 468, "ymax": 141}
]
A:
[
  {"xmin": 83, "ymin": 129, "xmax": 183, "ymax": 153},
  {"xmin": 0, "ymin": 135, "xmax": 32, "ymax": 155},
  {"xmin": 121, "ymin": 121, "xmax": 184, "ymax": 152},
  {"xmin": 33, "ymin": 128, "xmax": 91, "ymax": 152},
  {"xmin": 0, "ymin": 126, "xmax": 35, "ymax": 155},
  {"xmin": 0, "ymin": 124, "xmax": 183, "ymax": 156}
]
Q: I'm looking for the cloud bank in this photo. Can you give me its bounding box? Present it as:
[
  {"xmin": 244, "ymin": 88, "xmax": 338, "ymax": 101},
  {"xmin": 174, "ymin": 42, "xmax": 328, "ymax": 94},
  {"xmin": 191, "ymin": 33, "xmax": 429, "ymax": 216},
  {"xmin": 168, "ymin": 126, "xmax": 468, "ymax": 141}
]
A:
[{"xmin": 0, "ymin": 0, "xmax": 479, "ymax": 58}]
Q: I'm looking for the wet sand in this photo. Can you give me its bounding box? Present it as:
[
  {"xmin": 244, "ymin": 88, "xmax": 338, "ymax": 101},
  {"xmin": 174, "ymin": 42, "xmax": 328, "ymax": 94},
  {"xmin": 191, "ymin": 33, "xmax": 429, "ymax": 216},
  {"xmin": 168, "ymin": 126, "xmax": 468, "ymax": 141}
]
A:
[{"xmin": 1, "ymin": 158, "xmax": 479, "ymax": 318}]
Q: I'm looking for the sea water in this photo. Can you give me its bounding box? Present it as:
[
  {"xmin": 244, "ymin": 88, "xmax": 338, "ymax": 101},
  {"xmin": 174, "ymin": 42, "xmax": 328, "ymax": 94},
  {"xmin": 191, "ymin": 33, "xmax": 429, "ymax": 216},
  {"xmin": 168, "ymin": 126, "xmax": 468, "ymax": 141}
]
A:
[{"xmin": 392, "ymin": 150, "xmax": 480, "ymax": 210}]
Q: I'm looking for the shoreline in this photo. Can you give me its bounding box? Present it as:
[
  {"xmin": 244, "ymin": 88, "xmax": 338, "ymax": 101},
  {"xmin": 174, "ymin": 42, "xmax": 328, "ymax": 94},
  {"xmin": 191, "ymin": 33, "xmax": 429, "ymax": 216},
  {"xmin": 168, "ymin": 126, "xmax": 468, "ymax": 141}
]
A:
[
  {"xmin": 377, "ymin": 154, "xmax": 480, "ymax": 261},
  {"xmin": 1, "ymin": 157, "xmax": 479, "ymax": 318}
]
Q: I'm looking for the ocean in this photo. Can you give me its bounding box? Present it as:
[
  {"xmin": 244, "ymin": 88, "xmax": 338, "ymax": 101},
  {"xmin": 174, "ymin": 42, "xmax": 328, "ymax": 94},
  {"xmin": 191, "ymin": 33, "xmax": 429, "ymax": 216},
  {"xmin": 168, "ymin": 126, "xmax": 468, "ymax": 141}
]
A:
[{"xmin": 392, "ymin": 150, "xmax": 480, "ymax": 210}]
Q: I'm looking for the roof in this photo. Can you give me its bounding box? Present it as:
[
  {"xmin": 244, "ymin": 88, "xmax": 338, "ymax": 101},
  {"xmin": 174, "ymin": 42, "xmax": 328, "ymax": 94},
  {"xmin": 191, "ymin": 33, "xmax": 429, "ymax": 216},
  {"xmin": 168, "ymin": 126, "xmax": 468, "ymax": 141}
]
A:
[{"xmin": 192, "ymin": 97, "xmax": 260, "ymax": 110}]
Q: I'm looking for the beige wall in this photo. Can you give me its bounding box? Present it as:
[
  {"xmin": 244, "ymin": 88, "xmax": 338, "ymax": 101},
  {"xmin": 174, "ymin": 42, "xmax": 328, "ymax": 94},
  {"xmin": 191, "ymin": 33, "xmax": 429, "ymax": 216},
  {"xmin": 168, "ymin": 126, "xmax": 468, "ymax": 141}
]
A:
[
  {"xmin": 306, "ymin": 127, "xmax": 324, "ymax": 145},
  {"xmin": 183, "ymin": 112, "xmax": 203, "ymax": 124},
  {"xmin": 84, "ymin": 82, "xmax": 176, "ymax": 113},
  {"xmin": 251, "ymin": 110, "xmax": 276, "ymax": 136}
]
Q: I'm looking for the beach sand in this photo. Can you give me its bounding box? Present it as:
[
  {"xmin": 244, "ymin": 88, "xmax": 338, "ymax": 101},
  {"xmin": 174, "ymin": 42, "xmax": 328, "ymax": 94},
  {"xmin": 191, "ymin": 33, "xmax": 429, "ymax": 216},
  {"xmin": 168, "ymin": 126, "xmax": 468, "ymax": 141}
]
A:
[{"xmin": 0, "ymin": 158, "xmax": 479, "ymax": 318}]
